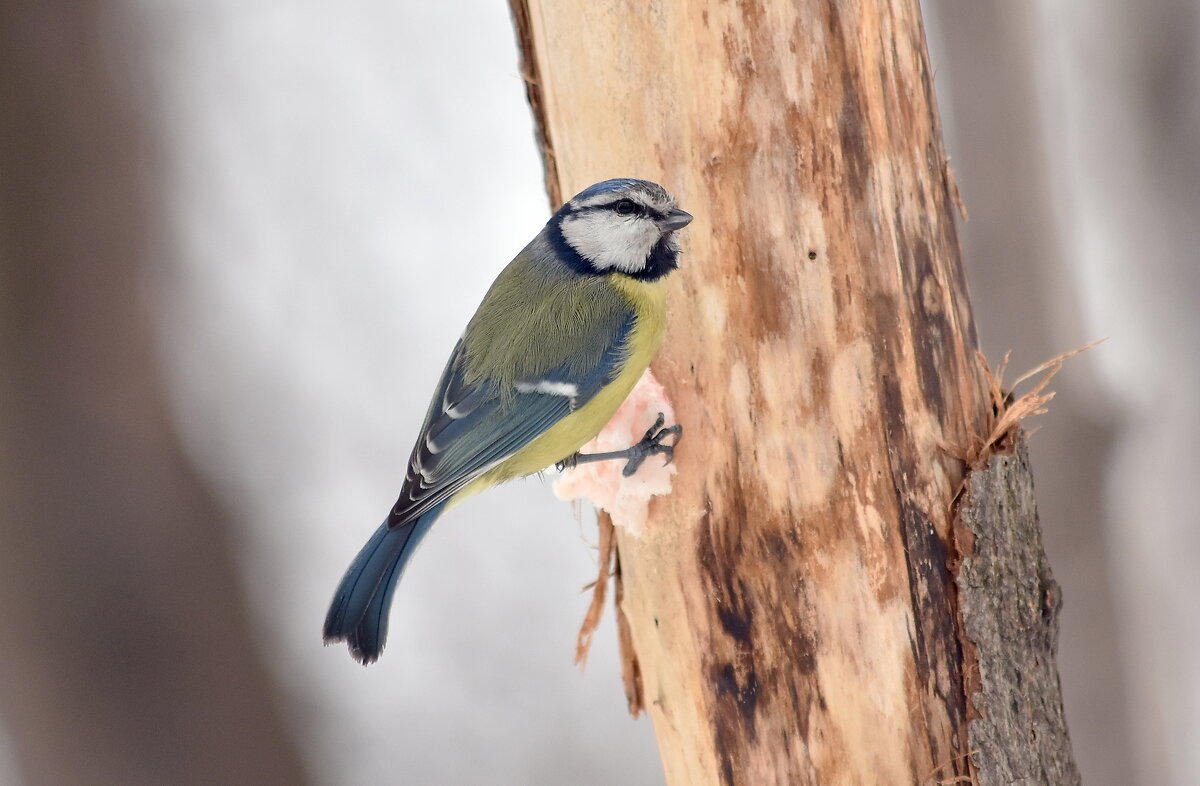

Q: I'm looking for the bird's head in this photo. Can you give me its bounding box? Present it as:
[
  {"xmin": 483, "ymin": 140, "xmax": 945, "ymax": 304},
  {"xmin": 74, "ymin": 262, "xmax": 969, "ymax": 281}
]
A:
[{"xmin": 550, "ymin": 178, "xmax": 693, "ymax": 280}]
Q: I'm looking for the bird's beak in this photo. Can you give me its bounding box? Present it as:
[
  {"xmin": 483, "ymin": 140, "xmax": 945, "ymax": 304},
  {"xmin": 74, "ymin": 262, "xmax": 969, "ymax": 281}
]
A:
[{"xmin": 660, "ymin": 208, "xmax": 693, "ymax": 232}]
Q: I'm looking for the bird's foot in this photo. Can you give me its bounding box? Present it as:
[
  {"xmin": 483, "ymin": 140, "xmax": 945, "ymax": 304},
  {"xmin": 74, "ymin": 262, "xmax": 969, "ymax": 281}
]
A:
[
  {"xmin": 620, "ymin": 412, "xmax": 682, "ymax": 476},
  {"xmin": 556, "ymin": 413, "xmax": 683, "ymax": 476}
]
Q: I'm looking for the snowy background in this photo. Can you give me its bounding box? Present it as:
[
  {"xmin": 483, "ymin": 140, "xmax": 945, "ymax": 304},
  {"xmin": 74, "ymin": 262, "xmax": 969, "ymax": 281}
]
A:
[
  {"xmin": 1, "ymin": 1, "xmax": 1197, "ymax": 784},
  {"xmin": 138, "ymin": 2, "xmax": 661, "ymax": 784}
]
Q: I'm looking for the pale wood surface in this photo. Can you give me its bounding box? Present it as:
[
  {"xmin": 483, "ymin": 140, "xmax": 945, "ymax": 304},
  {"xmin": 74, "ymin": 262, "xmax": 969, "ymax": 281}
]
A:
[{"xmin": 510, "ymin": 2, "xmax": 1075, "ymax": 783}]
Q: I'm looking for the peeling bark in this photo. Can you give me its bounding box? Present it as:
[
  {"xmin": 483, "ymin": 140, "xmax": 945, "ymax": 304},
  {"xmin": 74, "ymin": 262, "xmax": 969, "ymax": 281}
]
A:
[{"xmin": 954, "ymin": 435, "xmax": 1081, "ymax": 785}]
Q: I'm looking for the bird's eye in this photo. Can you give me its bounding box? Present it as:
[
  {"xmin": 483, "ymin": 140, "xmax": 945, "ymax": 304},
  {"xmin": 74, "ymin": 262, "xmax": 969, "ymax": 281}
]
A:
[{"xmin": 614, "ymin": 199, "xmax": 638, "ymax": 216}]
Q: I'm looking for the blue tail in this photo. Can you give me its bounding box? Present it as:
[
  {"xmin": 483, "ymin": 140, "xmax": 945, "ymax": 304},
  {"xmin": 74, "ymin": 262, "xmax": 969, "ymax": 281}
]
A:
[{"xmin": 323, "ymin": 507, "xmax": 442, "ymax": 664}]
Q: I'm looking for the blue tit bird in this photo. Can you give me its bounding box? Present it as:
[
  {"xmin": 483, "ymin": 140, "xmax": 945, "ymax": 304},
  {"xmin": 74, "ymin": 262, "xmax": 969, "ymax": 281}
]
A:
[{"xmin": 323, "ymin": 178, "xmax": 693, "ymax": 664}]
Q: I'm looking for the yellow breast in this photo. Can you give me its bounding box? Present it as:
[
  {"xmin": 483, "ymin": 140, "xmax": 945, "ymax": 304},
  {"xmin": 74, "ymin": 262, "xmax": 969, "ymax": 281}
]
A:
[{"xmin": 462, "ymin": 273, "xmax": 668, "ymax": 495}]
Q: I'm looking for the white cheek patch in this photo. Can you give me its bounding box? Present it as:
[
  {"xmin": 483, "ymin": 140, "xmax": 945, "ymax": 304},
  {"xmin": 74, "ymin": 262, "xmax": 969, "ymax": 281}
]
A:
[
  {"xmin": 516, "ymin": 379, "xmax": 580, "ymax": 410},
  {"xmin": 561, "ymin": 212, "xmax": 659, "ymax": 273}
]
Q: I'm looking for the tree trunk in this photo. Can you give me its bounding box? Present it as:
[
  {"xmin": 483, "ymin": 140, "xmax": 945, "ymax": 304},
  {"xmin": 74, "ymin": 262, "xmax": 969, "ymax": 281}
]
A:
[{"xmin": 510, "ymin": 1, "xmax": 1079, "ymax": 784}]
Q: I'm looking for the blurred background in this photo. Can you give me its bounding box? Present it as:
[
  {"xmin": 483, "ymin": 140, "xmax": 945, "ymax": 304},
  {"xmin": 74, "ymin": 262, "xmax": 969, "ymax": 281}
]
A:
[{"xmin": 0, "ymin": 1, "xmax": 1195, "ymax": 784}]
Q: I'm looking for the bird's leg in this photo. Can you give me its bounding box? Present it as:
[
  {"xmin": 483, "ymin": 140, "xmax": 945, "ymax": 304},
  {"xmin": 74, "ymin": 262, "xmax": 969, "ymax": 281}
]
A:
[{"xmin": 556, "ymin": 413, "xmax": 683, "ymax": 477}]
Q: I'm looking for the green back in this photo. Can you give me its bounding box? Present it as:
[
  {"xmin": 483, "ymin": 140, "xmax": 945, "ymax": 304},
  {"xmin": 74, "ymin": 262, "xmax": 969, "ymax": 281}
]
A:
[{"xmin": 461, "ymin": 252, "xmax": 633, "ymax": 392}]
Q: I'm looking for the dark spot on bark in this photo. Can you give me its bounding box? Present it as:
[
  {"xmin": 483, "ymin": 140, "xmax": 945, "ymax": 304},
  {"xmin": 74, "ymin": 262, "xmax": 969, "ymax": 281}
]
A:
[
  {"xmin": 710, "ymin": 661, "xmax": 759, "ymax": 783},
  {"xmin": 696, "ymin": 452, "xmax": 827, "ymax": 779},
  {"xmin": 877, "ymin": 371, "xmax": 970, "ymax": 768},
  {"xmin": 715, "ymin": 663, "xmax": 761, "ymax": 731},
  {"xmin": 899, "ymin": 503, "xmax": 954, "ymax": 767},
  {"xmin": 887, "ymin": 201, "xmax": 953, "ymax": 427},
  {"xmin": 715, "ymin": 723, "xmax": 736, "ymax": 786},
  {"xmin": 764, "ymin": 532, "xmax": 795, "ymax": 564},
  {"xmin": 826, "ymin": 0, "xmax": 841, "ymax": 38},
  {"xmin": 807, "ymin": 250, "xmax": 817, "ymax": 260},
  {"xmin": 793, "ymin": 628, "xmax": 818, "ymax": 675},
  {"xmin": 909, "ymin": 238, "xmax": 949, "ymax": 423},
  {"xmin": 868, "ymin": 290, "xmax": 901, "ymax": 342},
  {"xmin": 838, "ymin": 67, "xmax": 869, "ymax": 200},
  {"xmin": 718, "ymin": 602, "xmax": 754, "ymax": 647}
]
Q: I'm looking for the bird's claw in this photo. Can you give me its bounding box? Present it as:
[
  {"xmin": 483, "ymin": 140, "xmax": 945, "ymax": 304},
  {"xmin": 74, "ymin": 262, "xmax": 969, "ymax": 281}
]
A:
[
  {"xmin": 621, "ymin": 412, "xmax": 683, "ymax": 477},
  {"xmin": 556, "ymin": 413, "xmax": 683, "ymax": 475}
]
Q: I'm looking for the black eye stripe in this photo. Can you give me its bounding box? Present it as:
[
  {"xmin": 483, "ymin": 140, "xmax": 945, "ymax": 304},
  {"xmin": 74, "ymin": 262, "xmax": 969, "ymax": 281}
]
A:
[{"xmin": 575, "ymin": 200, "xmax": 665, "ymax": 220}]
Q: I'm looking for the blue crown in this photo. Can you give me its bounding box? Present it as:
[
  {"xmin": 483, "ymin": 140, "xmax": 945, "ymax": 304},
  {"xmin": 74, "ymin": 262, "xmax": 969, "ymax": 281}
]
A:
[{"xmin": 570, "ymin": 178, "xmax": 644, "ymax": 202}]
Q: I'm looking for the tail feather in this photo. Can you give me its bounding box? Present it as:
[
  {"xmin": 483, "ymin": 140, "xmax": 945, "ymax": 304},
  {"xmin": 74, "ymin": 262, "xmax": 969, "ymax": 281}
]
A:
[{"xmin": 323, "ymin": 509, "xmax": 440, "ymax": 664}]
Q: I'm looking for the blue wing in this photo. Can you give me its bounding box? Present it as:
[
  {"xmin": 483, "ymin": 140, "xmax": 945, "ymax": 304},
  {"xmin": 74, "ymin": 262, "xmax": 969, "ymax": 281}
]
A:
[{"xmin": 386, "ymin": 312, "xmax": 635, "ymax": 529}]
